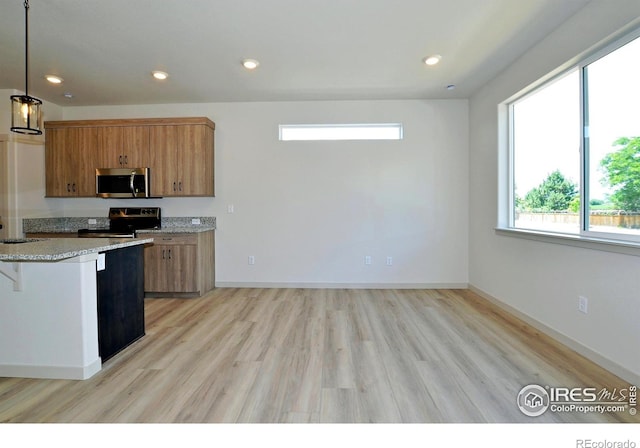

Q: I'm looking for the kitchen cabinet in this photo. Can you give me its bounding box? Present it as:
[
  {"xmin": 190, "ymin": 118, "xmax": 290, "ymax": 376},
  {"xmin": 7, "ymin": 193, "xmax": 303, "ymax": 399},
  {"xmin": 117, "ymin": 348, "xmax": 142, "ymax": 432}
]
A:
[
  {"xmin": 144, "ymin": 231, "xmax": 215, "ymax": 297},
  {"xmin": 45, "ymin": 127, "xmax": 99, "ymax": 197},
  {"xmin": 97, "ymin": 126, "xmax": 150, "ymax": 169},
  {"xmin": 149, "ymin": 122, "xmax": 215, "ymax": 196},
  {"xmin": 44, "ymin": 117, "xmax": 215, "ymax": 198}
]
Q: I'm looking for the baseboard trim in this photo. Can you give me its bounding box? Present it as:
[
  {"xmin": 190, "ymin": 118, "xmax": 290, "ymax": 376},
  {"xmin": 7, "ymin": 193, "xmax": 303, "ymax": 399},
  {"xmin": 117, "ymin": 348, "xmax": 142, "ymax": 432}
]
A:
[
  {"xmin": 468, "ymin": 284, "xmax": 640, "ymax": 386},
  {"xmin": 0, "ymin": 358, "xmax": 102, "ymax": 380},
  {"xmin": 215, "ymin": 281, "xmax": 469, "ymax": 290}
]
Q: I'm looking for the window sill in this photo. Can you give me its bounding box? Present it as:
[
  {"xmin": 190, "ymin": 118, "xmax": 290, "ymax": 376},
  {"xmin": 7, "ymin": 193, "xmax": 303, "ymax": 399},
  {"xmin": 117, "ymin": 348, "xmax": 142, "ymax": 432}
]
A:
[{"xmin": 495, "ymin": 227, "xmax": 640, "ymax": 257}]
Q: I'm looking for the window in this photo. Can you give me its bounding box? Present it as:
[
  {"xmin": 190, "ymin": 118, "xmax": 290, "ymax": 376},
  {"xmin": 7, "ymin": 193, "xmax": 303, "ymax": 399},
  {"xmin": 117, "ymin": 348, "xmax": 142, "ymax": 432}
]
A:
[
  {"xmin": 508, "ymin": 30, "xmax": 640, "ymax": 243},
  {"xmin": 279, "ymin": 123, "xmax": 403, "ymax": 141},
  {"xmin": 511, "ymin": 70, "xmax": 580, "ymax": 234},
  {"xmin": 583, "ymin": 36, "xmax": 640, "ymax": 238}
]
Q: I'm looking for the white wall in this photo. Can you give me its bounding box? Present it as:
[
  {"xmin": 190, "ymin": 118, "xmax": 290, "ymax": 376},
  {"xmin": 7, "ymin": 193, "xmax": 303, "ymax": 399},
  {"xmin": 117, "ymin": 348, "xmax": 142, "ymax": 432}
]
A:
[
  {"xmin": 28, "ymin": 99, "xmax": 469, "ymax": 287},
  {"xmin": 469, "ymin": 1, "xmax": 640, "ymax": 383}
]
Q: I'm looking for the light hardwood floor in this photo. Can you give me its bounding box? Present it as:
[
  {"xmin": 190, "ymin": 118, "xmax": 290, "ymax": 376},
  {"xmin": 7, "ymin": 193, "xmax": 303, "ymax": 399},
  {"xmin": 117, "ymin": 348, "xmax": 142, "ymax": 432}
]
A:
[{"xmin": 0, "ymin": 288, "xmax": 637, "ymax": 423}]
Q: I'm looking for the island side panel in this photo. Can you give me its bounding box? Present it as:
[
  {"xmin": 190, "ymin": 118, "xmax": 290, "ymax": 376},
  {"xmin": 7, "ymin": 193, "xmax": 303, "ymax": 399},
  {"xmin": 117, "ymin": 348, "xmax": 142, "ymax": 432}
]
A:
[{"xmin": 0, "ymin": 254, "xmax": 101, "ymax": 379}]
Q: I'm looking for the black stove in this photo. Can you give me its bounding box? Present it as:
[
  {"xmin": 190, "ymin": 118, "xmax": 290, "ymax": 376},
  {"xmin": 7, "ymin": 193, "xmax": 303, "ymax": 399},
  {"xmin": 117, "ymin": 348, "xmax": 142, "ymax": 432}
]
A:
[{"xmin": 78, "ymin": 207, "xmax": 161, "ymax": 238}]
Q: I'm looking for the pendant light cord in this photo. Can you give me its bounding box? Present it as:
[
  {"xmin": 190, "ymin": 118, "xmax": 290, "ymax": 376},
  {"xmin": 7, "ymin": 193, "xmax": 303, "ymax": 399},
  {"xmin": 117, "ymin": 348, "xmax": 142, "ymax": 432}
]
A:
[{"xmin": 24, "ymin": 0, "xmax": 30, "ymax": 97}]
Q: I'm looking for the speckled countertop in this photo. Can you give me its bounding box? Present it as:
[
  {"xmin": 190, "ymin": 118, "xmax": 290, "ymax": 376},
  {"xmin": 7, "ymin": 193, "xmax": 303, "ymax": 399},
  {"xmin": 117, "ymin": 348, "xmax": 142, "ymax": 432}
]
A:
[
  {"xmin": 0, "ymin": 237, "xmax": 154, "ymax": 262},
  {"xmin": 138, "ymin": 217, "xmax": 216, "ymax": 234},
  {"xmin": 22, "ymin": 217, "xmax": 216, "ymax": 234}
]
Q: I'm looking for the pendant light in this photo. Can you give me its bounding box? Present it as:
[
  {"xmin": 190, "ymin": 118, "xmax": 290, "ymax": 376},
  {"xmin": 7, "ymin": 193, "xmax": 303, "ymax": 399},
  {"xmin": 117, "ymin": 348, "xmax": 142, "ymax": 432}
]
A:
[{"xmin": 10, "ymin": 0, "xmax": 42, "ymax": 135}]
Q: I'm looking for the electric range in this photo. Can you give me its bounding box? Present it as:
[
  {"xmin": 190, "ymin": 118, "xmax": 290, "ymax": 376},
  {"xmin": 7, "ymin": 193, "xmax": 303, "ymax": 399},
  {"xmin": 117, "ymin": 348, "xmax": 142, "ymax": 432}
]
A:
[{"xmin": 77, "ymin": 207, "xmax": 161, "ymax": 238}]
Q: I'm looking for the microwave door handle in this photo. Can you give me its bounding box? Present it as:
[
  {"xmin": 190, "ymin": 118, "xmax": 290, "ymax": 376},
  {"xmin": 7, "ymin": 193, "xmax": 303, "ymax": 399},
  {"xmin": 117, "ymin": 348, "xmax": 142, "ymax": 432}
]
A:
[{"xmin": 130, "ymin": 171, "xmax": 136, "ymax": 197}]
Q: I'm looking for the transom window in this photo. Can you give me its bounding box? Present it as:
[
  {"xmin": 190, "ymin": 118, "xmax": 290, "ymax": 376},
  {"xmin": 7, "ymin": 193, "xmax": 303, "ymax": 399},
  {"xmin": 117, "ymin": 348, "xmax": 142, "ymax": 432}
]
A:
[
  {"xmin": 279, "ymin": 123, "xmax": 403, "ymax": 141},
  {"xmin": 508, "ymin": 30, "xmax": 640, "ymax": 242}
]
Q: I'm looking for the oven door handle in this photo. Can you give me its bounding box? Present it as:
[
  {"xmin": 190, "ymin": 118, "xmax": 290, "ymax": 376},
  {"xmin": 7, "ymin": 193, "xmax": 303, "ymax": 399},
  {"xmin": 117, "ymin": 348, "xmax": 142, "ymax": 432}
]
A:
[{"xmin": 129, "ymin": 171, "xmax": 136, "ymax": 198}]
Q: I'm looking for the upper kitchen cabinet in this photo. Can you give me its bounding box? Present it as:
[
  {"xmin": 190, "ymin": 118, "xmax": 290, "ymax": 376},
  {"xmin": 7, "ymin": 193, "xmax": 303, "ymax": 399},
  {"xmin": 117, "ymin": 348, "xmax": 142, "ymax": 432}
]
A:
[
  {"xmin": 97, "ymin": 126, "xmax": 150, "ymax": 169},
  {"xmin": 149, "ymin": 118, "xmax": 215, "ymax": 197},
  {"xmin": 44, "ymin": 117, "xmax": 215, "ymax": 198},
  {"xmin": 45, "ymin": 126, "xmax": 99, "ymax": 197}
]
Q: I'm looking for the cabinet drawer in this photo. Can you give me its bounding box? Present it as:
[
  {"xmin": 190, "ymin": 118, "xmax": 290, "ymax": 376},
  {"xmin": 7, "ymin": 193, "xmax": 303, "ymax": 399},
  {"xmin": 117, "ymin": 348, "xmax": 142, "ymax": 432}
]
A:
[{"xmin": 148, "ymin": 233, "xmax": 197, "ymax": 245}]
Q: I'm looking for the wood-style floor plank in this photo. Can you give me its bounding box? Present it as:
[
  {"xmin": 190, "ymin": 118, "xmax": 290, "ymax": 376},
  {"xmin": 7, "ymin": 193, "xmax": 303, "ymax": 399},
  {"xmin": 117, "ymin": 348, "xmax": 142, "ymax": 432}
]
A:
[{"xmin": 0, "ymin": 288, "xmax": 637, "ymax": 423}]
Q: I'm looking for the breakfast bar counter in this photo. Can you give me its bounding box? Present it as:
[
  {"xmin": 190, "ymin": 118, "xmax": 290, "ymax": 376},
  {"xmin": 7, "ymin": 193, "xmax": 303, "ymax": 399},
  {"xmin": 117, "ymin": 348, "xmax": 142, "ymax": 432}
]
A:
[
  {"xmin": 0, "ymin": 236, "xmax": 154, "ymax": 262},
  {"xmin": 0, "ymin": 237, "xmax": 153, "ymax": 380}
]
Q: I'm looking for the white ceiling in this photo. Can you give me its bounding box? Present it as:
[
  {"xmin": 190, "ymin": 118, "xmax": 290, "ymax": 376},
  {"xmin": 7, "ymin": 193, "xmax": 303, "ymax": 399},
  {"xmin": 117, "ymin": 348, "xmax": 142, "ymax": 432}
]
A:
[{"xmin": 0, "ymin": 0, "xmax": 591, "ymax": 107}]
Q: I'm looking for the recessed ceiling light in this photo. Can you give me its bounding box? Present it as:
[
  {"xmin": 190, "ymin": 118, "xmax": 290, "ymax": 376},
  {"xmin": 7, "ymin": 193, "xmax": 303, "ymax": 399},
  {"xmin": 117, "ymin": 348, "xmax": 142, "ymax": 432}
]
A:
[
  {"xmin": 63, "ymin": 92, "xmax": 73, "ymax": 99},
  {"xmin": 242, "ymin": 59, "xmax": 260, "ymax": 70},
  {"xmin": 423, "ymin": 55, "xmax": 442, "ymax": 66},
  {"xmin": 45, "ymin": 75, "xmax": 63, "ymax": 84},
  {"xmin": 152, "ymin": 71, "xmax": 169, "ymax": 80}
]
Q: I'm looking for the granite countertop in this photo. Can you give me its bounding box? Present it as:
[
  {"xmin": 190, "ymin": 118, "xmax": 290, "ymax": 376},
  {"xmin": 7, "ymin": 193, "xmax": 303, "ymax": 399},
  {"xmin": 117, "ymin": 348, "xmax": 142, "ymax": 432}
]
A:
[
  {"xmin": 137, "ymin": 226, "xmax": 215, "ymax": 234},
  {"xmin": 0, "ymin": 237, "xmax": 154, "ymax": 262},
  {"xmin": 23, "ymin": 216, "xmax": 216, "ymax": 234}
]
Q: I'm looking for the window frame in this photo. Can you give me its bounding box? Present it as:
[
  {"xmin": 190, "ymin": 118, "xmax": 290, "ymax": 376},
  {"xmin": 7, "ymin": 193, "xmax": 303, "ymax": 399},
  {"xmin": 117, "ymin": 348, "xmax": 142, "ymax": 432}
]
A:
[{"xmin": 501, "ymin": 26, "xmax": 640, "ymax": 251}]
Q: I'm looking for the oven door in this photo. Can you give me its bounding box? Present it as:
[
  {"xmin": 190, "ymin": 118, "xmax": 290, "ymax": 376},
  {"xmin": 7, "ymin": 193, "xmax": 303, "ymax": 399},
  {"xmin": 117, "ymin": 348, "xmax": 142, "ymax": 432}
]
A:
[{"xmin": 96, "ymin": 167, "xmax": 150, "ymax": 198}]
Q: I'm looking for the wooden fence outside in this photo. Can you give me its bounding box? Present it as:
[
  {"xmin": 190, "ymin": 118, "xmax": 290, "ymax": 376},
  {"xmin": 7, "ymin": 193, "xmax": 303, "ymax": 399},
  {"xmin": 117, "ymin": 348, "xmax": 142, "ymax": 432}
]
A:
[{"xmin": 516, "ymin": 212, "xmax": 640, "ymax": 229}]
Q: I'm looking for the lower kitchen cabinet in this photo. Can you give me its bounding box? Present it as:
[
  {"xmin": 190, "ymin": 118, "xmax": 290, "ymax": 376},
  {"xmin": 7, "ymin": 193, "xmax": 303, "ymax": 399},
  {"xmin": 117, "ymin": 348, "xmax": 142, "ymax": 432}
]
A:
[
  {"xmin": 96, "ymin": 245, "xmax": 145, "ymax": 361},
  {"xmin": 144, "ymin": 230, "xmax": 214, "ymax": 297}
]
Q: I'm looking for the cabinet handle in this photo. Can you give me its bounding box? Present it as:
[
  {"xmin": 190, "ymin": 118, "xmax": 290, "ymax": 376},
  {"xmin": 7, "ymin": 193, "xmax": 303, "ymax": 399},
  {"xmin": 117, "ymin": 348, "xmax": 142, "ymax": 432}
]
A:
[
  {"xmin": 67, "ymin": 183, "xmax": 71, "ymax": 192},
  {"xmin": 124, "ymin": 155, "xmax": 128, "ymax": 165},
  {"xmin": 72, "ymin": 183, "xmax": 76, "ymax": 193},
  {"xmin": 119, "ymin": 155, "xmax": 123, "ymax": 165},
  {"xmin": 168, "ymin": 249, "xmax": 172, "ymax": 260},
  {"xmin": 178, "ymin": 181, "xmax": 182, "ymax": 192},
  {"xmin": 162, "ymin": 249, "xmax": 165, "ymax": 259},
  {"xmin": 173, "ymin": 182, "xmax": 177, "ymax": 192}
]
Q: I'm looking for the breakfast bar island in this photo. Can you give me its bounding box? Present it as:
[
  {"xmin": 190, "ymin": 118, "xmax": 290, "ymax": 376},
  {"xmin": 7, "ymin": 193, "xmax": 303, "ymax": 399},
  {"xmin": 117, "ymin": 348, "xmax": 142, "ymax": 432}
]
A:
[{"xmin": 0, "ymin": 237, "xmax": 153, "ymax": 380}]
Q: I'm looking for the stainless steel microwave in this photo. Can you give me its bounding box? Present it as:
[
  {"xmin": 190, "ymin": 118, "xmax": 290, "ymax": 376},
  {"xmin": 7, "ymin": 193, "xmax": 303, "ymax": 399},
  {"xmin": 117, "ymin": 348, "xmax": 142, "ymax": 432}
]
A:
[{"xmin": 96, "ymin": 167, "xmax": 151, "ymax": 198}]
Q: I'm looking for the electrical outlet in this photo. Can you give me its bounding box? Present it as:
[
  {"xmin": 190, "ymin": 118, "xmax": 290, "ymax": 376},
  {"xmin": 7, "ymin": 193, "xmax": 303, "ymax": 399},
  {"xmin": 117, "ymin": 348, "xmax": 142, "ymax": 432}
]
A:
[
  {"xmin": 386, "ymin": 256, "xmax": 393, "ymax": 266},
  {"xmin": 227, "ymin": 204, "xmax": 234, "ymax": 214},
  {"xmin": 578, "ymin": 296, "xmax": 588, "ymax": 314},
  {"xmin": 191, "ymin": 218, "xmax": 201, "ymax": 225},
  {"xmin": 88, "ymin": 218, "xmax": 97, "ymax": 225},
  {"xmin": 364, "ymin": 256, "xmax": 372, "ymax": 265},
  {"xmin": 248, "ymin": 255, "xmax": 255, "ymax": 265}
]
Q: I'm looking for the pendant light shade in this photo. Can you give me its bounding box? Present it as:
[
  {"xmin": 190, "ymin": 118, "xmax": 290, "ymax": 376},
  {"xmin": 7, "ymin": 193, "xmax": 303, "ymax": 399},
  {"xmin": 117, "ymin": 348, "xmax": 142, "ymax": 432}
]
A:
[
  {"xmin": 10, "ymin": 0, "xmax": 43, "ymax": 135},
  {"xmin": 10, "ymin": 94, "xmax": 42, "ymax": 135}
]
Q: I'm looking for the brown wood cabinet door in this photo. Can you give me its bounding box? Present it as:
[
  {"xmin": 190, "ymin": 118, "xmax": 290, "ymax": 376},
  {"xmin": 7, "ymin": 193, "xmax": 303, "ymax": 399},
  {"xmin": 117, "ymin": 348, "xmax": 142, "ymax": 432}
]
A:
[
  {"xmin": 98, "ymin": 126, "xmax": 150, "ymax": 169},
  {"xmin": 144, "ymin": 244, "xmax": 197, "ymax": 293},
  {"xmin": 149, "ymin": 125, "xmax": 179, "ymax": 196},
  {"xmin": 143, "ymin": 244, "xmax": 165, "ymax": 291},
  {"xmin": 45, "ymin": 128, "xmax": 72, "ymax": 196},
  {"xmin": 122, "ymin": 126, "xmax": 150, "ymax": 168},
  {"xmin": 45, "ymin": 127, "xmax": 98, "ymax": 197},
  {"xmin": 176, "ymin": 125, "xmax": 213, "ymax": 196},
  {"xmin": 75, "ymin": 127, "xmax": 99, "ymax": 196},
  {"xmin": 167, "ymin": 244, "xmax": 197, "ymax": 292},
  {"xmin": 149, "ymin": 124, "xmax": 214, "ymax": 197}
]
